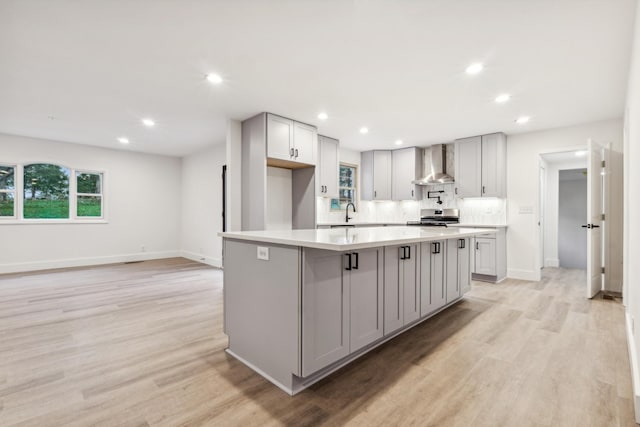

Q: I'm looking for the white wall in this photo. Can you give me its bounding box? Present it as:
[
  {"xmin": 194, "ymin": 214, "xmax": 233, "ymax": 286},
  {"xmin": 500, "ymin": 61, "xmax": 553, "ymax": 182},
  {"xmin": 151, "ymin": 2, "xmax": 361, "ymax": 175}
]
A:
[
  {"xmin": 0, "ymin": 133, "xmax": 182, "ymax": 273},
  {"xmin": 180, "ymin": 143, "xmax": 226, "ymax": 267},
  {"xmin": 506, "ymin": 118, "xmax": 624, "ymax": 283},
  {"xmin": 624, "ymin": 2, "xmax": 640, "ymax": 422},
  {"xmin": 558, "ymin": 172, "xmax": 588, "ymax": 269},
  {"xmin": 265, "ymin": 166, "xmax": 292, "ymax": 230},
  {"xmin": 226, "ymin": 119, "xmax": 242, "ymax": 232}
]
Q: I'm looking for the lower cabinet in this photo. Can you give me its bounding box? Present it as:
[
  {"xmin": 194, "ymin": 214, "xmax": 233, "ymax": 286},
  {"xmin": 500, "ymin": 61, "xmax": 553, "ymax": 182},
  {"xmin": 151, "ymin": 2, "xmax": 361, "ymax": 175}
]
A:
[
  {"xmin": 420, "ymin": 240, "xmax": 446, "ymax": 317},
  {"xmin": 383, "ymin": 243, "xmax": 420, "ymax": 335},
  {"xmin": 475, "ymin": 237, "xmax": 497, "ymax": 276},
  {"xmin": 302, "ymin": 247, "xmax": 383, "ymax": 376},
  {"xmin": 445, "ymin": 238, "xmax": 471, "ymax": 303}
]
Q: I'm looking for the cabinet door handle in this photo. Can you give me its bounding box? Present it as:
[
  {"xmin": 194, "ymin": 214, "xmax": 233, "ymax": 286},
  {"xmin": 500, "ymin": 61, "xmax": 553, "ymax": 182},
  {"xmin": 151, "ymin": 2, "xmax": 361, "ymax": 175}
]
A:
[
  {"xmin": 458, "ymin": 239, "xmax": 465, "ymax": 249},
  {"xmin": 290, "ymin": 148, "xmax": 294, "ymax": 157},
  {"xmin": 411, "ymin": 189, "xmax": 414, "ymax": 197},
  {"xmin": 345, "ymin": 253, "xmax": 352, "ymax": 271},
  {"xmin": 476, "ymin": 242, "xmax": 479, "ymax": 250},
  {"xmin": 399, "ymin": 246, "xmax": 406, "ymax": 260},
  {"xmin": 406, "ymin": 246, "xmax": 411, "ymax": 259},
  {"xmin": 374, "ymin": 190, "xmax": 377, "ymax": 198},
  {"xmin": 432, "ymin": 242, "xmax": 440, "ymax": 254},
  {"xmin": 482, "ymin": 186, "xmax": 486, "ymax": 194},
  {"xmin": 454, "ymin": 187, "xmax": 458, "ymax": 195},
  {"xmin": 352, "ymin": 252, "xmax": 359, "ymax": 269},
  {"xmin": 295, "ymin": 148, "xmax": 299, "ymax": 158}
]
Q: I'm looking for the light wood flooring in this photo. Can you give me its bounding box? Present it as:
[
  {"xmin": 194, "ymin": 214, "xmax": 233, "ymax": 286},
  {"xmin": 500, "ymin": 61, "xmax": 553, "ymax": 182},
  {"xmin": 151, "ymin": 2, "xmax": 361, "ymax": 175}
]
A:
[{"xmin": 0, "ymin": 259, "xmax": 635, "ymax": 426}]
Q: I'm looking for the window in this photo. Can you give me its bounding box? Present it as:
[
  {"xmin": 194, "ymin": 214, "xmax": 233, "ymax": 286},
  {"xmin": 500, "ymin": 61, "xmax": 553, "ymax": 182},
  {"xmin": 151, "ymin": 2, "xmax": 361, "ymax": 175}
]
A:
[
  {"xmin": 23, "ymin": 163, "xmax": 70, "ymax": 219},
  {"xmin": 0, "ymin": 165, "xmax": 16, "ymax": 218},
  {"xmin": 331, "ymin": 163, "xmax": 357, "ymax": 210},
  {"xmin": 0, "ymin": 162, "xmax": 106, "ymax": 223},
  {"xmin": 76, "ymin": 172, "xmax": 103, "ymax": 217}
]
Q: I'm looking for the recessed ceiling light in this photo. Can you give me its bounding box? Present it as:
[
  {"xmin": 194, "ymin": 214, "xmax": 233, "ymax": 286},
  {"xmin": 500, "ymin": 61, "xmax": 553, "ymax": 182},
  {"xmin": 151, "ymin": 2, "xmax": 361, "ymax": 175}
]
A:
[
  {"xmin": 495, "ymin": 94, "xmax": 511, "ymax": 103},
  {"xmin": 142, "ymin": 118, "xmax": 155, "ymax": 127},
  {"xmin": 359, "ymin": 127, "xmax": 369, "ymax": 134},
  {"xmin": 575, "ymin": 150, "xmax": 588, "ymax": 157},
  {"xmin": 395, "ymin": 139, "xmax": 403, "ymax": 146},
  {"xmin": 117, "ymin": 137, "xmax": 130, "ymax": 144},
  {"xmin": 317, "ymin": 112, "xmax": 328, "ymax": 120},
  {"xmin": 465, "ymin": 63, "xmax": 484, "ymax": 75},
  {"xmin": 206, "ymin": 73, "xmax": 223, "ymax": 84},
  {"xmin": 515, "ymin": 116, "xmax": 530, "ymax": 124}
]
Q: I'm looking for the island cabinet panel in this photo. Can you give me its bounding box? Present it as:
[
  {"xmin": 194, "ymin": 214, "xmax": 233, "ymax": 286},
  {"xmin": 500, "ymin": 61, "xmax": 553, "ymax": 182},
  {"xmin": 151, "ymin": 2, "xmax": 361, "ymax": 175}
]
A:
[
  {"xmin": 349, "ymin": 247, "xmax": 384, "ymax": 352},
  {"xmin": 302, "ymin": 249, "xmax": 350, "ymax": 377},
  {"xmin": 446, "ymin": 238, "xmax": 471, "ymax": 303},
  {"xmin": 420, "ymin": 240, "xmax": 446, "ymax": 317},
  {"xmin": 384, "ymin": 243, "xmax": 420, "ymax": 335}
]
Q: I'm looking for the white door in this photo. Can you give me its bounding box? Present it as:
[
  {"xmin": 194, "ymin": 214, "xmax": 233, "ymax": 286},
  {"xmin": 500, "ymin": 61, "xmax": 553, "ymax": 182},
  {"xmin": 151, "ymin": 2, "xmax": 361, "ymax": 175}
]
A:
[{"xmin": 586, "ymin": 139, "xmax": 604, "ymax": 298}]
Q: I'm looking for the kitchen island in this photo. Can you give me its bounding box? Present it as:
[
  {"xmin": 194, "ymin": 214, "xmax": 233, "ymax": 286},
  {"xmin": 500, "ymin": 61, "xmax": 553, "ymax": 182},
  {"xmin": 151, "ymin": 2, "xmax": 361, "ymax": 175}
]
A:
[{"xmin": 219, "ymin": 226, "xmax": 494, "ymax": 394}]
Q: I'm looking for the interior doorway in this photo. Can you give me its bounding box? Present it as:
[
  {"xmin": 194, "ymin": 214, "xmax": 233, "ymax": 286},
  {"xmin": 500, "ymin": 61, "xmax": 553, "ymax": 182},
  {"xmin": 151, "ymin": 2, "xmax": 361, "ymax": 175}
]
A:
[{"xmin": 539, "ymin": 145, "xmax": 608, "ymax": 298}]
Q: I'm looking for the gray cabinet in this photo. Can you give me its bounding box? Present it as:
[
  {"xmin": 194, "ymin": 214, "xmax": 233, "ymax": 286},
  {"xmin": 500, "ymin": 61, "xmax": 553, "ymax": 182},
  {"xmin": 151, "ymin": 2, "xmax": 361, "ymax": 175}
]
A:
[
  {"xmin": 266, "ymin": 113, "xmax": 316, "ymax": 166},
  {"xmin": 392, "ymin": 147, "xmax": 422, "ymax": 201},
  {"xmin": 420, "ymin": 240, "xmax": 446, "ymax": 316},
  {"xmin": 446, "ymin": 238, "xmax": 471, "ymax": 303},
  {"xmin": 470, "ymin": 228, "xmax": 506, "ymax": 283},
  {"xmin": 454, "ymin": 133, "xmax": 506, "ymax": 198},
  {"xmin": 349, "ymin": 247, "xmax": 384, "ymax": 352},
  {"xmin": 383, "ymin": 243, "xmax": 420, "ymax": 335},
  {"xmin": 361, "ymin": 150, "xmax": 392, "ymax": 200},
  {"xmin": 317, "ymin": 135, "xmax": 339, "ymax": 198},
  {"xmin": 302, "ymin": 246, "xmax": 383, "ymax": 375},
  {"xmin": 302, "ymin": 249, "xmax": 349, "ymax": 376}
]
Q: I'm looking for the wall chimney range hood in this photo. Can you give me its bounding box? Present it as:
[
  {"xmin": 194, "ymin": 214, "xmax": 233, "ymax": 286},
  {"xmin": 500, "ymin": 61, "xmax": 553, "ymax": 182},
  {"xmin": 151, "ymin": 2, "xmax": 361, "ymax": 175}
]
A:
[{"xmin": 413, "ymin": 144, "xmax": 454, "ymax": 185}]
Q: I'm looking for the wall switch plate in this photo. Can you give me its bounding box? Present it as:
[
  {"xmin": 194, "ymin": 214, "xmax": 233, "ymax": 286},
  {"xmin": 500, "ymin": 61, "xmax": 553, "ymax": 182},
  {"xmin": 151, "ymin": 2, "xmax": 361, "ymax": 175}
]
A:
[{"xmin": 257, "ymin": 246, "xmax": 269, "ymax": 261}]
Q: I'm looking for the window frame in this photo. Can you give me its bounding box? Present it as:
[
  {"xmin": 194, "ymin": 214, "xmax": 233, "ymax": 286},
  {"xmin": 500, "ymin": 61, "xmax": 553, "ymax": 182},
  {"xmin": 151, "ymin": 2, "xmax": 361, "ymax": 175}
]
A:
[
  {"xmin": 74, "ymin": 170, "xmax": 105, "ymax": 220},
  {"xmin": 331, "ymin": 162, "xmax": 358, "ymax": 211},
  {"xmin": 0, "ymin": 164, "xmax": 17, "ymax": 219},
  {"xmin": 0, "ymin": 161, "xmax": 107, "ymax": 225}
]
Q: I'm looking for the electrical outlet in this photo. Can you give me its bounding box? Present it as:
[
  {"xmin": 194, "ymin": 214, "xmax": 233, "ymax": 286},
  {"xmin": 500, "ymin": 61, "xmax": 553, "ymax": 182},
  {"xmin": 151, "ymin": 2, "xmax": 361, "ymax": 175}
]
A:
[{"xmin": 257, "ymin": 246, "xmax": 269, "ymax": 261}]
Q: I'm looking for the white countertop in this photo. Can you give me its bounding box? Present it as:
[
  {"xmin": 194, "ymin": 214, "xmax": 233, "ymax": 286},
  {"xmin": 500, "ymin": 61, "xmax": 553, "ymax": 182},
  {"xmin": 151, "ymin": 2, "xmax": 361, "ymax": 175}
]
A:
[
  {"xmin": 448, "ymin": 224, "xmax": 508, "ymax": 228},
  {"xmin": 219, "ymin": 226, "xmax": 496, "ymax": 251},
  {"xmin": 316, "ymin": 221, "xmax": 405, "ymax": 226}
]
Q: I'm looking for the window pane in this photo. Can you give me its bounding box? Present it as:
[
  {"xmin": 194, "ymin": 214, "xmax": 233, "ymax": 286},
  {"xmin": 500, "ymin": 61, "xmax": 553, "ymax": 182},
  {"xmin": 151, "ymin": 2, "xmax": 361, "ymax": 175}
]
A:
[
  {"xmin": 339, "ymin": 165, "xmax": 355, "ymax": 188},
  {"xmin": 0, "ymin": 166, "xmax": 15, "ymax": 190},
  {"xmin": 0, "ymin": 192, "xmax": 14, "ymax": 217},
  {"xmin": 23, "ymin": 163, "xmax": 70, "ymax": 219},
  {"xmin": 77, "ymin": 173, "xmax": 101, "ymax": 194},
  {"xmin": 77, "ymin": 195, "xmax": 102, "ymax": 217}
]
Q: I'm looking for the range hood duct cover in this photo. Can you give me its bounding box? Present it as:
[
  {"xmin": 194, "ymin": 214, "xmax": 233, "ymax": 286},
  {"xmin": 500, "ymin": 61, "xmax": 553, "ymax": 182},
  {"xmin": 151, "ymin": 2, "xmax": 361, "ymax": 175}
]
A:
[{"xmin": 413, "ymin": 144, "xmax": 455, "ymax": 185}]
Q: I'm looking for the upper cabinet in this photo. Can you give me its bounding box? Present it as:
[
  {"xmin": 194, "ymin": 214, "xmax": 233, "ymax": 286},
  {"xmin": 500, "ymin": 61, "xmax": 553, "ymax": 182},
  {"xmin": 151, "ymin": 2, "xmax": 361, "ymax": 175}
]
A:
[
  {"xmin": 266, "ymin": 113, "xmax": 316, "ymax": 166},
  {"xmin": 454, "ymin": 133, "xmax": 506, "ymax": 198},
  {"xmin": 317, "ymin": 135, "xmax": 339, "ymax": 198},
  {"xmin": 361, "ymin": 150, "xmax": 392, "ymax": 200},
  {"xmin": 392, "ymin": 147, "xmax": 422, "ymax": 201}
]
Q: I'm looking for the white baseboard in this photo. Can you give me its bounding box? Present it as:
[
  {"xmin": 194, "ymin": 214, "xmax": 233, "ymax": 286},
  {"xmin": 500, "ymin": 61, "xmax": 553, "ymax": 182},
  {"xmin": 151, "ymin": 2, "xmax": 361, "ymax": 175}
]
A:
[
  {"xmin": 625, "ymin": 310, "xmax": 640, "ymax": 424},
  {"xmin": 506, "ymin": 268, "xmax": 540, "ymax": 281},
  {"xmin": 180, "ymin": 250, "xmax": 222, "ymax": 268},
  {"xmin": 545, "ymin": 258, "xmax": 560, "ymax": 268},
  {"xmin": 0, "ymin": 250, "xmax": 182, "ymax": 275}
]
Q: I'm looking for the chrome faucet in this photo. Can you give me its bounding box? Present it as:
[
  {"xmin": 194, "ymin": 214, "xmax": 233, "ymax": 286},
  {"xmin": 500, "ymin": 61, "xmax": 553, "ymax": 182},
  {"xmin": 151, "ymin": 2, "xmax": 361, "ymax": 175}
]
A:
[{"xmin": 345, "ymin": 202, "xmax": 356, "ymax": 223}]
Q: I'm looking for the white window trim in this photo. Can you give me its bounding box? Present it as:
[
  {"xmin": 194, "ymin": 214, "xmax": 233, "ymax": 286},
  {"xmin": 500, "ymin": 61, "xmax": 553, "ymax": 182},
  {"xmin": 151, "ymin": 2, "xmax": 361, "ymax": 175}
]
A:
[
  {"xmin": 0, "ymin": 162, "xmax": 108, "ymax": 225},
  {"xmin": 74, "ymin": 169, "xmax": 105, "ymax": 220}
]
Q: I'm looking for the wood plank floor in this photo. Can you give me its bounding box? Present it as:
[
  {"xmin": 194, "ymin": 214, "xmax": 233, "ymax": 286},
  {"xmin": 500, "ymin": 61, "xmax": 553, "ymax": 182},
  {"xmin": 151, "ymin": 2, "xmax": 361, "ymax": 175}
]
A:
[{"xmin": 0, "ymin": 259, "xmax": 635, "ymax": 426}]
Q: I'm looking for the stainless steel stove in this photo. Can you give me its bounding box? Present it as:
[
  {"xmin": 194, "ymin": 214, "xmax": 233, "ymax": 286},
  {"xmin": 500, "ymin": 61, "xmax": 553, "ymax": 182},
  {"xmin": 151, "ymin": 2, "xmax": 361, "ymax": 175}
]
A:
[{"xmin": 406, "ymin": 208, "xmax": 460, "ymax": 227}]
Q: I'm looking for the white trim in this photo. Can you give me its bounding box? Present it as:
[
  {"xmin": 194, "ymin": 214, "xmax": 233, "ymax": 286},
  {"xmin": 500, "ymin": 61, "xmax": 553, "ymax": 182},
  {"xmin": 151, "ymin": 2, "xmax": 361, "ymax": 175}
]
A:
[
  {"xmin": 625, "ymin": 310, "xmax": 640, "ymax": 423},
  {"xmin": 0, "ymin": 219, "xmax": 108, "ymax": 225},
  {"xmin": 180, "ymin": 250, "xmax": 222, "ymax": 268},
  {"xmin": 545, "ymin": 258, "xmax": 560, "ymax": 267},
  {"xmin": 507, "ymin": 268, "xmax": 540, "ymax": 281},
  {"xmin": 0, "ymin": 250, "xmax": 181, "ymax": 275}
]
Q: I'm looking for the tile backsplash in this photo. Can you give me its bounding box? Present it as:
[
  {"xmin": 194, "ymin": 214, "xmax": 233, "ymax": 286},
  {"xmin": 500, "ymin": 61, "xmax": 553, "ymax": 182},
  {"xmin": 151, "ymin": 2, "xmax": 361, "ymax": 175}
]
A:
[{"xmin": 316, "ymin": 183, "xmax": 506, "ymax": 225}]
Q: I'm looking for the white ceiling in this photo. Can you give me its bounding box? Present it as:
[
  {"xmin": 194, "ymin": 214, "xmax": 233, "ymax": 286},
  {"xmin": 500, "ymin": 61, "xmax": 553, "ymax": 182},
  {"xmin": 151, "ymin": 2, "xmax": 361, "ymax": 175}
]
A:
[{"xmin": 0, "ymin": 0, "xmax": 636, "ymax": 157}]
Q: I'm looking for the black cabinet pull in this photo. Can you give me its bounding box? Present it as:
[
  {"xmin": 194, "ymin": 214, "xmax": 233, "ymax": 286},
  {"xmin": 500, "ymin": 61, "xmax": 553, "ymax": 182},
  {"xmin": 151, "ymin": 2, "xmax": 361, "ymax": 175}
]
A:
[
  {"xmin": 407, "ymin": 246, "xmax": 411, "ymax": 259},
  {"xmin": 592, "ymin": 224, "xmax": 600, "ymax": 228},
  {"xmin": 432, "ymin": 242, "xmax": 440, "ymax": 254},
  {"xmin": 455, "ymin": 187, "xmax": 458, "ymax": 195},
  {"xmin": 345, "ymin": 253, "xmax": 352, "ymax": 271},
  {"xmin": 399, "ymin": 246, "xmax": 406, "ymax": 260},
  {"xmin": 411, "ymin": 189, "xmax": 414, "ymax": 197},
  {"xmin": 290, "ymin": 148, "xmax": 294, "ymax": 157},
  {"xmin": 459, "ymin": 239, "xmax": 465, "ymax": 249},
  {"xmin": 476, "ymin": 241, "xmax": 479, "ymax": 250},
  {"xmin": 482, "ymin": 185, "xmax": 486, "ymax": 194},
  {"xmin": 295, "ymin": 148, "xmax": 299, "ymax": 158},
  {"xmin": 582, "ymin": 224, "xmax": 591, "ymax": 228},
  {"xmin": 352, "ymin": 252, "xmax": 359, "ymax": 269},
  {"xmin": 374, "ymin": 190, "xmax": 377, "ymax": 198}
]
